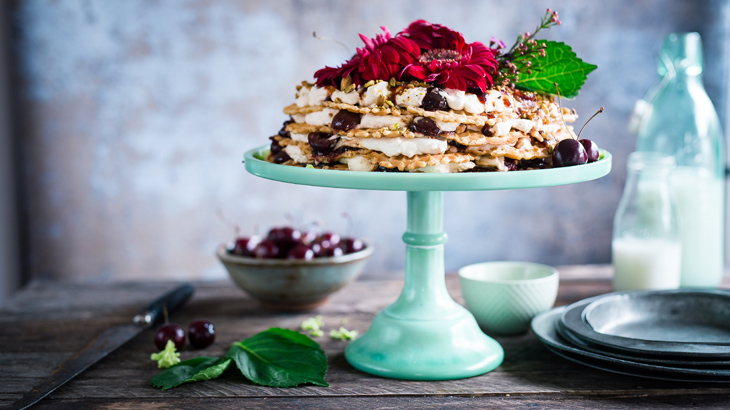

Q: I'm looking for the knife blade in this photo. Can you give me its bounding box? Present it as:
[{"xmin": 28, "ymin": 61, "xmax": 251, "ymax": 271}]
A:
[{"xmin": 8, "ymin": 283, "xmax": 194, "ymax": 410}]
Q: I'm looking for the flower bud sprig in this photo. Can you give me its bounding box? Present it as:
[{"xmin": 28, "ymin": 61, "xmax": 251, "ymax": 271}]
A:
[{"xmin": 493, "ymin": 8, "xmax": 562, "ymax": 88}]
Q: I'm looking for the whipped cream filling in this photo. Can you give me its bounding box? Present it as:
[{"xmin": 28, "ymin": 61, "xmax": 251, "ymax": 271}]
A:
[
  {"xmin": 290, "ymin": 132, "xmax": 309, "ymax": 143},
  {"xmin": 345, "ymin": 136, "xmax": 447, "ymax": 157},
  {"xmin": 296, "ymin": 86, "xmax": 328, "ymax": 107},
  {"xmin": 284, "ymin": 145, "xmax": 308, "ymax": 163},
  {"xmin": 292, "ymin": 114, "xmax": 305, "ymax": 123},
  {"xmin": 411, "ymin": 162, "xmax": 475, "ymax": 173},
  {"xmin": 331, "ymin": 89, "xmax": 360, "ymax": 105},
  {"xmin": 491, "ymin": 118, "xmax": 536, "ymax": 137},
  {"xmin": 304, "ymin": 108, "xmax": 339, "ymax": 126},
  {"xmin": 395, "ymin": 87, "xmax": 427, "ymax": 107},
  {"xmin": 359, "ymin": 114, "xmax": 411, "ymax": 129},
  {"xmin": 484, "ymin": 90, "xmax": 511, "ymax": 113},
  {"xmin": 434, "ymin": 119, "xmax": 459, "ymax": 132},
  {"xmin": 361, "ymin": 81, "xmax": 390, "ymax": 106},
  {"xmin": 444, "ymin": 89, "xmax": 485, "ymax": 114},
  {"xmin": 343, "ymin": 155, "xmax": 377, "ymax": 172}
]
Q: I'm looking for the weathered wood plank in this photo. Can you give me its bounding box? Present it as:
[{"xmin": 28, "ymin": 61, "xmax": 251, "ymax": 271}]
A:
[
  {"xmin": 21, "ymin": 393, "xmax": 730, "ymax": 410},
  {"xmin": 1, "ymin": 272, "xmax": 729, "ymax": 409}
]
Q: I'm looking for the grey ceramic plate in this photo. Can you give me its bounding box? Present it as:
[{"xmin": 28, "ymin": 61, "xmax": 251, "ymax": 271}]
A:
[
  {"xmin": 555, "ymin": 318, "xmax": 730, "ymax": 368},
  {"xmin": 531, "ymin": 307, "xmax": 730, "ymax": 382},
  {"xmin": 561, "ymin": 290, "xmax": 730, "ymax": 358}
]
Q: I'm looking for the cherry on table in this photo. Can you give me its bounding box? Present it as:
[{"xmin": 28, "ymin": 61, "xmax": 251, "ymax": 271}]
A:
[
  {"xmin": 188, "ymin": 320, "xmax": 215, "ymax": 349},
  {"xmin": 154, "ymin": 323, "xmax": 185, "ymax": 350},
  {"xmin": 552, "ymin": 139, "xmax": 588, "ymax": 167},
  {"xmin": 579, "ymin": 139, "xmax": 600, "ymax": 163}
]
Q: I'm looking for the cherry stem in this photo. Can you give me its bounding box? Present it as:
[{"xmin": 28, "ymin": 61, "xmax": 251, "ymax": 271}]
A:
[
  {"xmin": 553, "ymin": 82, "xmax": 572, "ymax": 137},
  {"xmin": 163, "ymin": 304, "xmax": 169, "ymax": 324},
  {"xmin": 577, "ymin": 107, "xmax": 605, "ymax": 139},
  {"xmin": 342, "ymin": 212, "xmax": 353, "ymax": 237},
  {"xmin": 215, "ymin": 208, "xmax": 240, "ymax": 236},
  {"xmin": 313, "ymin": 31, "xmax": 350, "ymax": 51}
]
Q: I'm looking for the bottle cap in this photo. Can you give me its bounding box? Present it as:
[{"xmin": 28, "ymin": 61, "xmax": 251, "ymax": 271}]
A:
[{"xmin": 658, "ymin": 32, "xmax": 703, "ymax": 76}]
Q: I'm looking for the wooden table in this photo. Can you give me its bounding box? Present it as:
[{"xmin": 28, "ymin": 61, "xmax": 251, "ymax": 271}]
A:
[{"xmin": 2, "ymin": 266, "xmax": 730, "ymax": 409}]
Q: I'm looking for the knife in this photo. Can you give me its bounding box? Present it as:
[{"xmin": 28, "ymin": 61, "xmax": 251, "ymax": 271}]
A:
[{"xmin": 8, "ymin": 283, "xmax": 194, "ymax": 410}]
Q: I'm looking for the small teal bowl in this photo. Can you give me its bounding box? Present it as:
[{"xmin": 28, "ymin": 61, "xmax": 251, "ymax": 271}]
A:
[
  {"xmin": 458, "ymin": 262, "xmax": 559, "ymax": 335},
  {"xmin": 217, "ymin": 244, "xmax": 373, "ymax": 311}
]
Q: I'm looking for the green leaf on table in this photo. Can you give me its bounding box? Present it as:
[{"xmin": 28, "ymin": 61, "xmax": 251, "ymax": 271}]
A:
[
  {"xmin": 515, "ymin": 40, "xmax": 597, "ymax": 98},
  {"xmin": 225, "ymin": 327, "xmax": 329, "ymax": 387},
  {"xmin": 150, "ymin": 357, "xmax": 232, "ymax": 391}
]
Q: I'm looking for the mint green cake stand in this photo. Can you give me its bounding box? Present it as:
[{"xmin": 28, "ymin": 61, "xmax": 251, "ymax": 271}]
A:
[{"xmin": 244, "ymin": 146, "xmax": 612, "ymax": 380}]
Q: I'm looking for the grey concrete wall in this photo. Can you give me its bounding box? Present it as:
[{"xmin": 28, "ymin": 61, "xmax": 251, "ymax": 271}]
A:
[{"xmin": 12, "ymin": 0, "xmax": 730, "ymax": 281}]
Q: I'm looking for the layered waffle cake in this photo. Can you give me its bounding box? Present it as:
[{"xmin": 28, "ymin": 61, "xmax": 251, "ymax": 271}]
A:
[{"xmin": 266, "ymin": 11, "xmax": 597, "ymax": 172}]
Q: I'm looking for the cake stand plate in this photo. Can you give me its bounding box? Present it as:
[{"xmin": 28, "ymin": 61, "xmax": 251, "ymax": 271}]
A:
[{"xmin": 244, "ymin": 146, "xmax": 612, "ymax": 380}]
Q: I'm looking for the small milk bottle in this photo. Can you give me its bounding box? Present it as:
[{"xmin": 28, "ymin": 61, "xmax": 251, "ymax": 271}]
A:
[
  {"xmin": 612, "ymin": 153, "xmax": 681, "ymax": 291},
  {"xmin": 633, "ymin": 33, "xmax": 725, "ymax": 287}
]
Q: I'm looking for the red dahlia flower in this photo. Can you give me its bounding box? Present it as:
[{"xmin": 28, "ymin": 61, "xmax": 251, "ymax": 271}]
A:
[
  {"xmin": 315, "ymin": 27, "xmax": 420, "ymax": 87},
  {"xmin": 400, "ymin": 20, "xmax": 498, "ymax": 92},
  {"xmin": 401, "ymin": 20, "xmax": 466, "ymax": 50}
]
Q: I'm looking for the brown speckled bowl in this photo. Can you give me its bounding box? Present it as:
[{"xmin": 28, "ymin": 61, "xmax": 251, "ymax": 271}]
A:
[{"xmin": 217, "ymin": 244, "xmax": 373, "ymax": 311}]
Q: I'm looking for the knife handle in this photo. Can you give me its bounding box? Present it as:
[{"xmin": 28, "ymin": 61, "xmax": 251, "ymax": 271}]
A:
[{"xmin": 133, "ymin": 283, "xmax": 194, "ymax": 326}]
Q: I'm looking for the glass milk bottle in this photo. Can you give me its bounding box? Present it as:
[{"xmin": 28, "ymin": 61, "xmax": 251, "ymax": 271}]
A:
[
  {"xmin": 634, "ymin": 33, "xmax": 725, "ymax": 288},
  {"xmin": 612, "ymin": 153, "xmax": 681, "ymax": 291}
]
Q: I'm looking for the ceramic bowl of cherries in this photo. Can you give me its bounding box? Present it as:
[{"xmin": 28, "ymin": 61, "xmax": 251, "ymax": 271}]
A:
[{"xmin": 217, "ymin": 226, "xmax": 373, "ymax": 311}]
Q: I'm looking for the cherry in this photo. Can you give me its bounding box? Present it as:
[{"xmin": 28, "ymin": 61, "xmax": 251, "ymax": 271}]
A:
[
  {"xmin": 287, "ymin": 244, "xmax": 315, "ymax": 260},
  {"xmin": 331, "ymin": 110, "xmax": 361, "ymax": 131},
  {"xmin": 579, "ymin": 139, "xmax": 600, "ymax": 163},
  {"xmin": 409, "ymin": 117, "xmax": 441, "ymax": 137},
  {"xmin": 481, "ymin": 124, "xmax": 494, "ymax": 136},
  {"xmin": 267, "ymin": 227, "xmax": 301, "ymax": 245},
  {"xmin": 253, "ymin": 240, "xmax": 279, "ymax": 259},
  {"xmin": 504, "ymin": 158, "xmax": 517, "ymax": 171},
  {"xmin": 321, "ymin": 246, "xmax": 344, "ymax": 258},
  {"xmin": 518, "ymin": 158, "xmax": 549, "ymax": 170},
  {"xmin": 552, "ymin": 139, "xmax": 588, "ymax": 167},
  {"xmin": 188, "ymin": 320, "xmax": 215, "ymax": 349},
  {"xmin": 269, "ymin": 136, "xmax": 284, "ymax": 155},
  {"xmin": 231, "ymin": 236, "xmax": 259, "ymax": 257},
  {"xmin": 299, "ymin": 231, "xmax": 317, "ymax": 245},
  {"xmin": 154, "ymin": 323, "xmax": 185, "ymax": 350},
  {"xmin": 314, "ymin": 232, "xmax": 340, "ymax": 249},
  {"xmin": 277, "ymin": 119, "xmax": 294, "ymax": 138},
  {"xmin": 340, "ymin": 237, "xmax": 365, "ymax": 254},
  {"xmin": 421, "ymin": 87, "xmax": 448, "ymax": 111},
  {"xmin": 273, "ymin": 150, "xmax": 290, "ymax": 164},
  {"xmin": 308, "ymin": 132, "xmax": 338, "ymax": 153}
]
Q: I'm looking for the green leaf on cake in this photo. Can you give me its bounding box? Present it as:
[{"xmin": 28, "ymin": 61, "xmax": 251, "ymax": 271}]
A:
[
  {"xmin": 225, "ymin": 327, "xmax": 329, "ymax": 387},
  {"xmin": 515, "ymin": 40, "xmax": 597, "ymax": 98}
]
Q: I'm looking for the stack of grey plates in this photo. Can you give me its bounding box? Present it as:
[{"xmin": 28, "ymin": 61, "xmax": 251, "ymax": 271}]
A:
[{"xmin": 530, "ymin": 289, "xmax": 730, "ymax": 382}]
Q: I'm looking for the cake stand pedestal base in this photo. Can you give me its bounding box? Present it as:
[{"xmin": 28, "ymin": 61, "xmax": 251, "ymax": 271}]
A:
[{"xmin": 345, "ymin": 191, "xmax": 504, "ymax": 380}]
